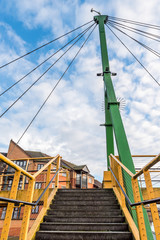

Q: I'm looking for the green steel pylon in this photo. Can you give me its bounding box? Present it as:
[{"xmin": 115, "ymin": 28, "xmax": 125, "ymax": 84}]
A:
[{"xmin": 95, "ymin": 15, "xmax": 153, "ymax": 239}]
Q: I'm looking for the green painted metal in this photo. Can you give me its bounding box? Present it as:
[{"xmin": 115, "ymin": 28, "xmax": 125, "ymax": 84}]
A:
[
  {"xmin": 104, "ymin": 93, "xmax": 114, "ymax": 169},
  {"xmin": 95, "ymin": 15, "xmax": 153, "ymax": 239}
]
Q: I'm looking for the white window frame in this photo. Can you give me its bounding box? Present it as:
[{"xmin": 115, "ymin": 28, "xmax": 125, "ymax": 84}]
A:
[
  {"xmin": 35, "ymin": 182, "xmax": 42, "ymax": 189},
  {"xmin": 37, "ymin": 164, "xmax": 44, "ymax": 171},
  {"xmin": 1, "ymin": 207, "xmax": 6, "ymax": 219}
]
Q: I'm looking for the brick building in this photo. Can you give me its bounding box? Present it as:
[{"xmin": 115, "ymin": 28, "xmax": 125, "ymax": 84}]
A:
[{"xmin": 0, "ymin": 140, "xmax": 101, "ymax": 237}]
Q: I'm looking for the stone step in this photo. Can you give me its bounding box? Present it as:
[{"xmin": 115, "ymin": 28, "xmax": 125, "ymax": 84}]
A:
[
  {"xmin": 56, "ymin": 192, "xmax": 115, "ymax": 197},
  {"xmin": 36, "ymin": 231, "xmax": 132, "ymax": 240},
  {"xmin": 57, "ymin": 189, "xmax": 112, "ymax": 193},
  {"xmin": 52, "ymin": 200, "xmax": 117, "ymax": 205},
  {"xmin": 44, "ymin": 216, "xmax": 125, "ymax": 223},
  {"xmin": 54, "ymin": 195, "xmax": 116, "ymax": 201},
  {"xmin": 50, "ymin": 204, "xmax": 120, "ymax": 211},
  {"xmin": 40, "ymin": 222, "xmax": 129, "ymax": 231},
  {"xmin": 36, "ymin": 189, "xmax": 133, "ymax": 239},
  {"xmin": 47, "ymin": 209, "xmax": 122, "ymax": 217}
]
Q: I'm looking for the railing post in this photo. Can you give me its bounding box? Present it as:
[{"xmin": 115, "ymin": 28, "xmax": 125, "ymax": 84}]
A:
[
  {"xmin": 55, "ymin": 156, "xmax": 61, "ymax": 188},
  {"xmin": 44, "ymin": 164, "xmax": 51, "ymax": 207},
  {"xmin": 143, "ymin": 169, "xmax": 160, "ymax": 239},
  {"xmin": 19, "ymin": 178, "xmax": 35, "ymax": 240},
  {"xmin": 109, "ymin": 156, "xmax": 115, "ymax": 187},
  {"xmin": 66, "ymin": 170, "xmax": 70, "ymax": 189},
  {"xmin": 118, "ymin": 165, "xmax": 126, "ymax": 208},
  {"xmin": 0, "ymin": 170, "xmax": 21, "ymax": 240},
  {"xmin": 132, "ymin": 178, "xmax": 147, "ymax": 240}
]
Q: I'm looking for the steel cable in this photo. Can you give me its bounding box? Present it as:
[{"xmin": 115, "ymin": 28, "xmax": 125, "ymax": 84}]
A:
[
  {"xmin": 13, "ymin": 24, "xmax": 97, "ymax": 149},
  {"xmin": 0, "ymin": 23, "xmax": 95, "ymax": 118},
  {"xmin": 106, "ymin": 24, "xmax": 160, "ymax": 87},
  {"xmin": 107, "ymin": 22, "xmax": 160, "ymax": 58},
  {"xmin": 0, "ymin": 23, "xmax": 95, "ymax": 97},
  {"xmin": 108, "ymin": 20, "xmax": 160, "ymax": 42},
  {"xmin": 108, "ymin": 16, "xmax": 160, "ymax": 30},
  {"xmin": 0, "ymin": 20, "xmax": 94, "ymax": 69}
]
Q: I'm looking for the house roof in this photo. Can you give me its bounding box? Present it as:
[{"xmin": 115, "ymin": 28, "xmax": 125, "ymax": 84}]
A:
[
  {"xmin": 25, "ymin": 151, "xmax": 50, "ymax": 159},
  {"xmin": 73, "ymin": 165, "xmax": 90, "ymax": 173},
  {"xmin": 6, "ymin": 140, "xmax": 91, "ymax": 174},
  {"xmin": 61, "ymin": 159, "xmax": 90, "ymax": 173},
  {"xmin": 94, "ymin": 179, "xmax": 102, "ymax": 188},
  {"xmin": 61, "ymin": 159, "xmax": 77, "ymax": 169},
  {"xmin": 1, "ymin": 153, "xmax": 7, "ymax": 157}
]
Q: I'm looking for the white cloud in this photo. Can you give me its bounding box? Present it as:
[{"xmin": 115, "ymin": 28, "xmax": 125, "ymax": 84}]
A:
[{"xmin": 1, "ymin": 0, "xmax": 160, "ymax": 182}]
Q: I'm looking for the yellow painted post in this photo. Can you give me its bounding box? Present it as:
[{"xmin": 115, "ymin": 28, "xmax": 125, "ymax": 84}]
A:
[
  {"xmin": 118, "ymin": 164, "xmax": 126, "ymax": 208},
  {"xmin": 0, "ymin": 171, "xmax": 4, "ymax": 191},
  {"xmin": 103, "ymin": 171, "xmax": 112, "ymax": 188},
  {"xmin": 143, "ymin": 170, "xmax": 160, "ymax": 240},
  {"xmin": 44, "ymin": 164, "xmax": 51, "ymax": 207},
  {"xmin": 55, "ymin": 156, "xmax": 61, "ymax": 188},
  {"xmin": 132, "ymin": 178, "xmax": 147, "ymax": 240},
  {"xmin": 19, "ymin": 178, "xmax": 35, "ymax": 240},
  {"xmin": 1, "ymin": 170, "xmax": 21, "ymax": 240},
  {"xmin": 66, "ymin": 170, "xmax": 70, "ymax": 189},
  {"xmin": 109, "ymin": 156, "xmax": 116, "ymax": 187}
]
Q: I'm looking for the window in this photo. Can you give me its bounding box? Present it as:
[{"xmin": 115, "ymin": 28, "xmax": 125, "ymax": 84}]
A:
[
  {"xmin": 52, "ymin": 183, "xmax": 55, "ymax": 188},
  {"xmin": 76, "ymin": 174, "xmax": 81, "ymax": 185},
  {"xmin": 61, "ymin": 186, "xmax": 66, "ymax": 189},
  {"xmin": 32, "ymin": 205, "xmax": 39, "ymax": 214},
  {"xmin": 14, "ymin": 161, "xmax": 26, "ymax": 169},
  {"xmin": 82, "ymin": 175, "xmax": 87, "ymax": 188},
  {"xmin": 1, "ymin": 207, "xmax": 6, "ymax": 219},
  {"xmin": 35, "ymin": 182, "xmax": 42, "ymax": 189},
  {"xmin": 89, "ymin": 178, "xmax": 92, "ymax": 184},
  {"xmin": 8, "ymin": 179, "xmax": 13, "ymax": 190},
  {"xmin": 18, "ymin": 179, "xmax": 23, "ymax": 190},
  {"xmin": 37, "ymin": 164, "xmax": 44, "ymax": 171},
  {"xmin": 12, "ymin": 207, "xmax": 19, "ymax": 219},
  {"xmin": 62, "ymin": 172, "xmax": 66, "ymax": 177}
]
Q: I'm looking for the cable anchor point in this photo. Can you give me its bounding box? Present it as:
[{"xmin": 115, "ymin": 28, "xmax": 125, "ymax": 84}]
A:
[{"xmin": 91, "ymin": 8, "xmax": 101, "ymax": 15}]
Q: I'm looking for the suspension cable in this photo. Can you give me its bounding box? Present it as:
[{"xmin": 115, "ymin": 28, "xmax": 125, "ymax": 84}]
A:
[
  {"xmin": 0, "ymin": 23, "xmax": 96, "ymax": 118},
  {"xmin": 106, "ymin": 24, "xmax": 160, "ymax": 87},
  {"xmin": 0, "ymin": 20, "xmax": 94, "ymax": 69},
  {"xmin": 108, "ymin": 20, "xmax": 160, "ymax": 42},
  {"xmin": 14, "ymin": 24, "xmax": 97, "ymax": 148},
  {"xmin": 108, "ymin": 16, "xmax": 160, "ymax": 30},
  {"xmin": 0, "ymin": 23, "xmax": 95, "ymax": 97},
  {"xmin": 107, "ymin": 22, "xmax": 160, "ymax": 58}
]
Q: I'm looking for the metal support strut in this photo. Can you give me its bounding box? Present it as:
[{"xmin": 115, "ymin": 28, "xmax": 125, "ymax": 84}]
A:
[{"xmin": 94, "ymin": 14, "xmax": 153, "ymax": 239}]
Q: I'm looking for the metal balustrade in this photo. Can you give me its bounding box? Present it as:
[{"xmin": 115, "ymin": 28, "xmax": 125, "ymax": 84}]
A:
[
  {"xmin": 109, "ymin": 154, "xmax": 160, "ymax": 240},
  {"xmin": 0, "ymin": 153, "xmax": 70, "ymax": 240}
]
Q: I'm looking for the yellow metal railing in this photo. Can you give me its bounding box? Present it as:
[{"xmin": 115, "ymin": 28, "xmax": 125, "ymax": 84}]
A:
[
  {"xmin": 109, "ymin": 154, "xmax": 140, "ymax": 240},
  {"xmin": 133, "ymin": 154, "xmax": 160, "ymax": 240},
  {"xmin": 0, "ymin": 153, "xmax": 69, "ymax": 240},
  {"xmin": 109, "ymin": 154, "xmax": 160, "ymax": 240}
]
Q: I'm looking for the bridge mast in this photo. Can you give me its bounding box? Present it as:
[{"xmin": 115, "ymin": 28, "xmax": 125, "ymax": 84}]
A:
[{"xmin": 94, "ymin": 14, "xmax": 153, "ymax": 239}]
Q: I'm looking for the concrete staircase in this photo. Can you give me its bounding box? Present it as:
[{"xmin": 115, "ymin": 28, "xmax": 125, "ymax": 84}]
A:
[{"xmin": 36, "ymin": 189, "xmax": 133, "ymax": 239}]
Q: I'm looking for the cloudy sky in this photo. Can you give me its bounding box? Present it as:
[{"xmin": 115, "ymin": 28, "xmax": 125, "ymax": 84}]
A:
[{"xmin": 0, "ymin": 0, "xmax": 160, "ymax": 181}]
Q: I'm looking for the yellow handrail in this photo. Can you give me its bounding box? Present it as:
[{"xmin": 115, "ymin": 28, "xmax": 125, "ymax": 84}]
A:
[
  {"xmin": 33, "ymin": 155, "xmax": 60, "ymax": 177},
  {"xmin": 109, "ymin": 154, "xmax": 160, "ymax": 240},
  {"xmin": 109, "ymin": 154, "xmax": 134, "ymax": 177},
  {"xmin": 0, "ymin": 153, "xmax": 64, "ymax": 240},
  {"xmin": 133, "ymin": 153, "xmax": 160, "ymax": 179},
  {"xmin": 109, "ymin": 154, "xmax": 140, "ymax": 240},
  {"xmin": 0, "ymin": 153, "xmax": 34, "ymax": 179}
]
